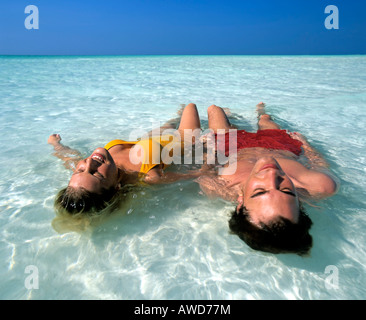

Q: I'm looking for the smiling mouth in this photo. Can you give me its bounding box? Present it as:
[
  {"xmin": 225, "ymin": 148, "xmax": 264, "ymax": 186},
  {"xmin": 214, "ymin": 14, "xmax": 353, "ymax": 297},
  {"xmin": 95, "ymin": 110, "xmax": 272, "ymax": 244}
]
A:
[{"xmin": 91, "ymin": 153, "xmax": 105, "ymax": 163}]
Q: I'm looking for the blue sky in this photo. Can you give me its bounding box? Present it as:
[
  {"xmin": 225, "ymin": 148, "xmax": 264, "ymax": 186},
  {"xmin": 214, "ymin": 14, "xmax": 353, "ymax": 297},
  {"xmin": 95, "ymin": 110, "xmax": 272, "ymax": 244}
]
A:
[{"xmin": 0, "ymin": 0, "xmax": 365, "ymax": 55}]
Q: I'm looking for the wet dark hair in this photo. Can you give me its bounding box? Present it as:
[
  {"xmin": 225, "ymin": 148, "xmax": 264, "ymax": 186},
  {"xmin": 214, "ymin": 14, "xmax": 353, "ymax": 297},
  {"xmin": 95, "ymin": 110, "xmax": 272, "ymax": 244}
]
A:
[
  {"xmin": 228, "ymin": 204, "xmax": 313, "ymax": 256},
  {"xmin": 54, "ymin": 186, "xmax": 118, "ymax": 215}
]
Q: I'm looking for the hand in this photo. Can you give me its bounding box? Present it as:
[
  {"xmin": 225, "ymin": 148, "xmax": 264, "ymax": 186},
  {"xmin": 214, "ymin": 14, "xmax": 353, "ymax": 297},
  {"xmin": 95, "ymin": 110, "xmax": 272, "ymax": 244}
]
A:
[{"xmin": 48, "ymin": 133, "xmax": 61, "ymax": 145}]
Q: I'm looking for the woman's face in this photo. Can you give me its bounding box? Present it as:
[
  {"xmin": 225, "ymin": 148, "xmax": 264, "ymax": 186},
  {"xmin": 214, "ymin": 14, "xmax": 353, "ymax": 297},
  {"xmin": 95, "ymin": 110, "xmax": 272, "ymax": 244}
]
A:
[
  {"xmin": 68, "ymin": 148, "xmax": 119, "ymax": 194},
  {"xmin": 241, "ymin": 157, "xmax": 300, "ymax": 226}
]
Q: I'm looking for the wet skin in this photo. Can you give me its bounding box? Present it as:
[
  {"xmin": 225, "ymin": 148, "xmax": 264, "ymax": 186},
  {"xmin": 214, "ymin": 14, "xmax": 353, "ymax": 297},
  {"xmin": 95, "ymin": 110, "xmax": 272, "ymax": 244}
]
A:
[
  {"xmin": 68, "ymin": 147, "xmax": 119, "ymax": 194},
  {"xmin": 240, "ymin": 157, "xmax": 300, "ymax": 226}
]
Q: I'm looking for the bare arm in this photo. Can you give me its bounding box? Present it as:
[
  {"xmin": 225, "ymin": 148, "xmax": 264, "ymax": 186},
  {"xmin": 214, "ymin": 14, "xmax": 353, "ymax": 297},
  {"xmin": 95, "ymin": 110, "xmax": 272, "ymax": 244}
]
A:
[
  {"xmin": 290, "ymin": 132, "xmax": 329, "ymax": 169},
  {"xmin": 143, "ymin": 165, "xmax": 215, "ymax": 185},
  {"xmin": 48, "ymin": 134, "xmax": 83, "ymax": 170},
  {"xmin": 195, "ymin": 175, "xmax": 239, "ymax": 202},
  {"xmin": 296, "ymin": 168, "xmax": 339, "ymax": 199},
  {"xmin": 289, "ymin": 132, "xmax": 339, "ymax": 197}
]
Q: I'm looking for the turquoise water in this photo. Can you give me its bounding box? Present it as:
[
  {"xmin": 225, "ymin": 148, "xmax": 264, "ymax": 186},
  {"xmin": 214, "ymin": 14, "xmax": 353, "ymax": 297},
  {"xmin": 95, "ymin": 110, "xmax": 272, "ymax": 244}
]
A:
[{"xmin": 1, "ymin": 55, "xmax": 366, "ymax": 299}]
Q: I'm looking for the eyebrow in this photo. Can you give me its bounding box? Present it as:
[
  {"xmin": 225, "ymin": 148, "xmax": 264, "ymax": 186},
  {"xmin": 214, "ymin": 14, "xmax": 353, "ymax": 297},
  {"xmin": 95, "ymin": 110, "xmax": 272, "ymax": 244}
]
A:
[{"xmin": 250, "ymin": 189, "xmax": 296, "ymax": 199}]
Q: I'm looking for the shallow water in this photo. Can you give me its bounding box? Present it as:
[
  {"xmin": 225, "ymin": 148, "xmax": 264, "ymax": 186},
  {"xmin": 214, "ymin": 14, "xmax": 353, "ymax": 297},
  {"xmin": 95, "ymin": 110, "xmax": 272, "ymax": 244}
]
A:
[{"xmin": 1, "ymin": 55, "xmax": 366, "ymax": 299}]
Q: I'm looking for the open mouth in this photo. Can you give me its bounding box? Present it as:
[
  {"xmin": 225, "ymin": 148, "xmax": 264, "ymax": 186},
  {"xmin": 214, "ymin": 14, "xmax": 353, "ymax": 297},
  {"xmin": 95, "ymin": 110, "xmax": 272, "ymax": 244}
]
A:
[{"xmin": 91, "ymin": 153, "xmax": 106, "ymax": 163}]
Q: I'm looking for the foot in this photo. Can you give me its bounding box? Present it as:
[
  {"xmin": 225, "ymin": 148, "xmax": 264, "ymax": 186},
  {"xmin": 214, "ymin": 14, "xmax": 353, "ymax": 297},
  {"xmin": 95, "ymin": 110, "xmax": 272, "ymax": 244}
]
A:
[
  {"xmin": 259, "ymin": 114, "xmax": 272, "ymax": 121},
  {"xmin": 48, "ymin": 133, "xmax": 62, "ymax": 146},
  {"xmin": 256, "ymin": 102, "xmax": 266, "ymax": 117}
]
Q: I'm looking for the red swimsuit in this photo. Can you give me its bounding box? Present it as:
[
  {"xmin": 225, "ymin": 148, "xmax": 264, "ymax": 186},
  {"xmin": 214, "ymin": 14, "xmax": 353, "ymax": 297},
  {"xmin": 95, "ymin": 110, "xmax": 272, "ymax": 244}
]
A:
[{"xmin": 217, "ymin": 129, "xmax": 303, "ymax": 156}]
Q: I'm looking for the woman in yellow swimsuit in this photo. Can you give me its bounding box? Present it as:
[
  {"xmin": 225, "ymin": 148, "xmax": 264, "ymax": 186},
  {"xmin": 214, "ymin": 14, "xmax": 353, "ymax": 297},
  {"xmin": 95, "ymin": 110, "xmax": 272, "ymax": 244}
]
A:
[{"xmin": 48, "ymin": 103, "xmax": 202, "ymax": 215}]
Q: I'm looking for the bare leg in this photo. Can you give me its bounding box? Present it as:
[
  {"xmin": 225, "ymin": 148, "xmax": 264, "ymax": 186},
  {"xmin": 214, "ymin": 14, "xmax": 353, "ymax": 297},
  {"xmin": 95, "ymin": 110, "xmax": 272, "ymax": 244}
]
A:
[
  {"xmin": 177, "ymin": 103, "xmax": 201, "ymax": 133},
  {"xmin": 160, "ymin": 104, "xmax": 187, "ymax": 130},
  {"xmin": 147, "ymin": 104, "xmax": 192, "ymax": 136},
  {"xmin": 256, "ymin": 102, "xmax": 281, "ymax": 130},
  {"xmin": 207, "ymin": 105, "xmax": 235, "ymax": 133}
]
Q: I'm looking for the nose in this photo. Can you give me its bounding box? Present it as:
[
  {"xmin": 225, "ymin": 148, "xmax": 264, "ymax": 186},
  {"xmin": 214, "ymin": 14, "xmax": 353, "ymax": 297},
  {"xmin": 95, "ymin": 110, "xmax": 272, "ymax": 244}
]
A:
[
  {"xmin": 262, "ymin": 168, "xmax": 284, "ymax": 188},
  {"xmin": 85, "ymin": 157, "xmax": 98, "ymax": 173}
]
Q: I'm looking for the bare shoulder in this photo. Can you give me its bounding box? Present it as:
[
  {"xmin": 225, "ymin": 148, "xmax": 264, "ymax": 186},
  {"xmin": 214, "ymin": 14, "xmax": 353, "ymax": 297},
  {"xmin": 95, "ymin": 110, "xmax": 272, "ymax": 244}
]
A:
[{"xmin": 142, "ymin": 166, "xmax": 163, "ymax": 184}]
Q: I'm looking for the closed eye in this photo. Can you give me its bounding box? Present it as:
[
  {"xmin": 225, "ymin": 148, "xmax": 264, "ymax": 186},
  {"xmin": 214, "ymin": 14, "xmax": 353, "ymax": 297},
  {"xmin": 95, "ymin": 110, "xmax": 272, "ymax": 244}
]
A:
[
  {"xmin": 73, "ymin": 170, "xmax": 105, "ymax": 180},
  {"xmin": 251, "ymin": 189, "xmax": 267, "ymax": 198},
  {"xmin": 281, "ymin": 190, "xmax": 296, "ymax": 197},
  {"xmin": 94, "ymin": 172, "xmax": 105, "ymax": 180},
  {"xmin": 251, "ymin": 189, "xmax": 296, "ymax": 198}
]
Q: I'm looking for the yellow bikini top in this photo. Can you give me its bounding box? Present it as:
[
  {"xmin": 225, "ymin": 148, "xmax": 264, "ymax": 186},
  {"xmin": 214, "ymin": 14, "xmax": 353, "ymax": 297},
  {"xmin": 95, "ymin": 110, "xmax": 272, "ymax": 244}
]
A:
[{"xmin": 104, "ymin": 135, "xmax": 177, "ymax": 175}]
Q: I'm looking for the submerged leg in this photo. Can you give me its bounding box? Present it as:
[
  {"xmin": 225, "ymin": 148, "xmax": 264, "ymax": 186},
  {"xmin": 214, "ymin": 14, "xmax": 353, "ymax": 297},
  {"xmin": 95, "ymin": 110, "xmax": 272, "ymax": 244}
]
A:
[
  {"xmin": 160, "ymin": 104, "xmax": 188, "ymax": 130},
  {"xmin": 147, "ymin": 104, "xmax": 197, "ymax": 136},
  {"xmin": 147, "ymin": 103, "xmax": 201, "ymax": 138},
  {"xmin": 256, "ymin": 102, "xmax": 281, "ymax": 130},
  {"xmin": 256, "ymin": 102, "xmax": 266, "ymax": 116}
]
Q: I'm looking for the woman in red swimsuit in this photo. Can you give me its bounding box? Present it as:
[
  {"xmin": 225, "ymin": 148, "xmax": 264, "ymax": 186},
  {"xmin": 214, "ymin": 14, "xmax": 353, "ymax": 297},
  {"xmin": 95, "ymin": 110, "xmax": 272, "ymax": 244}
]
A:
[{"xmin": 198, "ymin": 103, "xmax": 339, "ymax": 256}]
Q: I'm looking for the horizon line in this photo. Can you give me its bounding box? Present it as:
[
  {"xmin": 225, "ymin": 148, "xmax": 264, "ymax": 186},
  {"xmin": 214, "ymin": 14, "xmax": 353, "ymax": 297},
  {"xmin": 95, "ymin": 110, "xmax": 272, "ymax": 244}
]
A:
[{"xmin": 1, "ymin": 53, "xmax": 365, "ymax": 57}]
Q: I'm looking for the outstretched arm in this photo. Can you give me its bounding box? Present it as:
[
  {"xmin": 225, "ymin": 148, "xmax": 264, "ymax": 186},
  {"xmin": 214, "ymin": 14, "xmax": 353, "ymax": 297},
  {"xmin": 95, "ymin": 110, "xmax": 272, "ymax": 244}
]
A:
[
  {"xmin": 48, "ymin": 134, "xmax": 83, "ymax": 171},
  {"xmin": 143, "ymin": 164, "xmax": 215, "ymax": 185},
  {"xmin": 195, "ymin": 175, "xmax": 239, "ymax": 202}
]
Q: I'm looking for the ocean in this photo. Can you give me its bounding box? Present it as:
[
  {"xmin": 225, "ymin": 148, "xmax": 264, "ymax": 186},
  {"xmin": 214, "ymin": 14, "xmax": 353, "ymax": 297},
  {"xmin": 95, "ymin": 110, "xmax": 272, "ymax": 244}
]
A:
[{"xmin": 0, "ymin": 55, "xmax": 366, "ymax": 299}]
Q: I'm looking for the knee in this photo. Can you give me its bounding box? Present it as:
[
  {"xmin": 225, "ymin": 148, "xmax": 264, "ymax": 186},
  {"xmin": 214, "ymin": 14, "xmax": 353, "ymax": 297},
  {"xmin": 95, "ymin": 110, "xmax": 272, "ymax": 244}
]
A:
[
  {"xmin": 259, "ymin": 114, "xmax": 271, "ymax": 121},
  {"xmin": 207, "ymin": 104, "xmax": 220, "ymax": 115},
  {"xmin": 182, "ymin": 103, "xmax": 197, "ymax": 114},
  {"xmin": 186, "ymin": 103, "xmax": 197, "ymax": 109}
]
